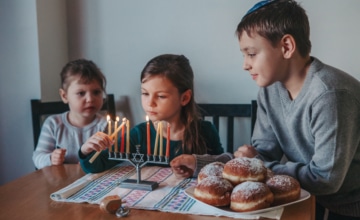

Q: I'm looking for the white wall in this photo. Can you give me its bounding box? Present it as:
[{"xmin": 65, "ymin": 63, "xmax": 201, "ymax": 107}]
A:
[
  {"xmin": 0, "ymin": 0, "xmax": 40, "ymax": 184},
  {"xmin": 1, "ymin": 0, "xmax": 359, "ymax": 185}
]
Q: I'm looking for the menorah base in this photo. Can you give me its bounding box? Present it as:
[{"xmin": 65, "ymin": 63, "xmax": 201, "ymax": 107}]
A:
[{"xmin": 119, "ymin": 179, "xmax": 159, "ymax": 191}]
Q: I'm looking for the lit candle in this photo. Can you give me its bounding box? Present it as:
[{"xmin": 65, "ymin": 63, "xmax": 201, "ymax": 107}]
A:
[
  {"xmin": 107, "ymin": 115, "xmax": 111, "ymax": 136},
  {"xmin": 153, "ymin": 122, "xmax": 160, "ymax": 156},
  {"xmin": 126, "ymin": 119, "xmax": 130, "ymax": 154},
  {"xmin": 114, "ymin": 116, "xmax": 119, "ymax": 153},
  {"xmin": 146, "ymin": 115, "xmax": 151, "ymax": 156},
  {"xmin": 110, "ymin": 119, "xmax": 126, "ymax": 139},
  {"xmin": 159, "ymin": 121, "xmax": 163, "ymax": 156},
  {"xmin": 89, "ymin": 119, "xmax": 126, "ymax": 163},
  {"xmin": 107, "ymin": 115, "xmax": 112, "ymax": 153},
  {"xmin": 166, "ymin": 123, "xmax": 170, "ymax": 157},
  {"xmin": 120, "ymin": 118, "xmax": 126, "ymax": 153}
]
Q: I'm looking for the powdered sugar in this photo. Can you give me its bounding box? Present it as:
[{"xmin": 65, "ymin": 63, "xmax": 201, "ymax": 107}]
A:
[
  {"xmin": 227, "ymin": 157, "xmax": 265, "ymax": 174},
  {"xmin": 199, "ymin": 162, "xmax": 224, "ymax": 177},
  {"xmin": 232, "ymin": 181, "xmax": 267, "ymax": 198},
  {"xmin": 199, "ymin": 176, "xmax": 233, "ymax": 189}
]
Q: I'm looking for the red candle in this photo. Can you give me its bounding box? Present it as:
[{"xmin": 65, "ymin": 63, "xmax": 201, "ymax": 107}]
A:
[
  {"xmin": 146, "ymin": 115, "xmax": 151, "ymax": 155},
  {"xmin": 114, "ymin": 117, "xmax": 118, "ymax": 153},
  {"xmin": 120, "ymin": 118, "xmax": 125, "ymax": 153},
  {"xmin": 166, "ymin": 123, "xmax": 170, "ymax": 157}
]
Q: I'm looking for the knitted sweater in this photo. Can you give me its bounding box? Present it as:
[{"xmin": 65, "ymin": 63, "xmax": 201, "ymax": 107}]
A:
[
  {"xmin": 32, "ymin": 112, "xmax": 107, "ymax": 169},
  {"xmin": 253, "ymin": 57, "xmax": 360, "ymax": 216}
]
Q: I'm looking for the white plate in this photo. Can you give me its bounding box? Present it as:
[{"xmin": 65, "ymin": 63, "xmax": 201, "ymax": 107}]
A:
[{"xmin": 184, "ymin": 186, "xmax": 311, "ymax": 215}]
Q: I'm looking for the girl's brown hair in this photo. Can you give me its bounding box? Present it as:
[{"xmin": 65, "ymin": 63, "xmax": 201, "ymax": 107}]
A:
[{"xmin": 140, "ymin": 54, "xmax": 207, "ymax": 154}]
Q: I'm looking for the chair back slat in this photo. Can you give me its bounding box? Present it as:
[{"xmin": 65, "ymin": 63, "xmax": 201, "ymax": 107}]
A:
[{"xmin": 198, "ymin": 101, "xmax": 257, "ymax": 153}]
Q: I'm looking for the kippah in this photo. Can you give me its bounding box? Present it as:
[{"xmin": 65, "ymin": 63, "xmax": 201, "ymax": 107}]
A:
[{"xmin": 243, "ymin": 0, "xmax": 277, "ymax": 18}]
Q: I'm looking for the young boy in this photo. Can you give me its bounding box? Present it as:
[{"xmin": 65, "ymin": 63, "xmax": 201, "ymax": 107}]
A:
[{"xmin": 171, "ymin": 0, "xmax": 360, "ymax": 219}]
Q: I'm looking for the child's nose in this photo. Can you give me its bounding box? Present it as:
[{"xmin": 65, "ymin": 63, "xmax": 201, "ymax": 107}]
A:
[
  {"xmin": 86, "ymin": 93, "xmax": 94, "ymax": 102},
  {"xmin": 243, "ymin": 60, "xmax": 251, "ymax": 71},
  {"xmin": 148, "ymin": 96, "xmax": 156, "ymax": 107}
]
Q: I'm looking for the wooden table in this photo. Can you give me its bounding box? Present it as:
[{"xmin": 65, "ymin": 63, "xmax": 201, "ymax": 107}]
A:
[{"xmin": 0, "ymin": 164, "xmax": 315, "ymax": 220}]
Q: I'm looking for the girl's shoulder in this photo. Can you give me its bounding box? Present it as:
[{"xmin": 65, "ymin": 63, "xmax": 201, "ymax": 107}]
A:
[
  {"xmin": 199, "ymin": 120, "xmax": 215, "ymax": 129},
  {"xmin": 43, "ymin": 112, "xmax": 67, "ymax": 126}
]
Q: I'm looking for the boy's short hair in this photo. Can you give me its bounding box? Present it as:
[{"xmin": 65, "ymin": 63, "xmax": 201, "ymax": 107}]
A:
[{"xmin": 236, "ymin": 0, "xmax": 311, "ymax": 57}]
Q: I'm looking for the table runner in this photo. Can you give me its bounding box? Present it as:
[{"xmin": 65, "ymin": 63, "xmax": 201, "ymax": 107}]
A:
[{"xmin": 51, "ymin": 164, "xmax": 283, "ymax": 219}]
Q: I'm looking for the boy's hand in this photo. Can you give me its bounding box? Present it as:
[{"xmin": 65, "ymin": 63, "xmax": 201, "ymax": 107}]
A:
[
  {"xmin": 234, "ymin": 144, "xmax": 258, "ymax": 158},
  {"xmin": 51, "ymin": 148, "xmax": 67, "ymax": 165},
  {"xmin": 170, "ymin": 154, "xmax": 195, "ymax": 179},
  {"xmin": 81, "ymin": 132, "xmax": 114, "ymax": 155}
]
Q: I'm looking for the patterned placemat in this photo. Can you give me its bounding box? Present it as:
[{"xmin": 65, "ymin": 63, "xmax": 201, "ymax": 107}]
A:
[{"xmin": 51, "ymin": 164, "xmax": 283, "ymax": 219}]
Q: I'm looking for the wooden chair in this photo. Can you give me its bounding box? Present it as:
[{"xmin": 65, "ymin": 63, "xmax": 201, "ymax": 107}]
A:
[
  {"xmin": 198, "ymin": 100, "xmax": 257, "ymax": 153},
  {"xmin": 31, "ymin": 94, "xmax": 116, "ymax": 150}
]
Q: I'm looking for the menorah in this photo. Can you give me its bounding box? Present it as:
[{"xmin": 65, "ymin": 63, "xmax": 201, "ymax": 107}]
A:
[
  {"xmin": 108, "ymin": 145, "xmax": 169, "ymax": 191},
  {"xmin": 88, "ymin": 116, "xmax": 170, "ymax": 191}
]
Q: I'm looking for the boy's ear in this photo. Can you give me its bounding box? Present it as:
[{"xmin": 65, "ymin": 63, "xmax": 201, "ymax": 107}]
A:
[
  {"xmin": 59, "ymin": 88, "xmax": 69, "ymax": 104},
  {"xmin": 180, "ymin": 89, "xmax": 192, "ymax": 106},
  {"xmin": 281, "ymin": 34, "xmax": 296, "ymax": 59}
]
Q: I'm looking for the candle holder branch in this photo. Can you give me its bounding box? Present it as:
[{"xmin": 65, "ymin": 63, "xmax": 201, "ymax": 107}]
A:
[{"xmin": 108, "ymin": 145, "xmax": 169, "ymax": 191}]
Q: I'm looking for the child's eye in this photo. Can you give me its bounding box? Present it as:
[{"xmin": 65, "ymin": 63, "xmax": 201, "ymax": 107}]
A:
[
  {"xmin": 93, "ymin": 90, "xmax": 102, "ymax": 96},
  {"xmin": 248, "ymin": 53, "xmax": 256, "ymax": 57},
  {"xmin": 158, "ymin": 95, "xmax": 166, "ymax": 99},
  {"xmin": 77, "ymin": 91, "xmax": 86, "ymax": 96},
  {"xmin": 141, "ymin": 92, "xmax": 149, "ymax": 96}
]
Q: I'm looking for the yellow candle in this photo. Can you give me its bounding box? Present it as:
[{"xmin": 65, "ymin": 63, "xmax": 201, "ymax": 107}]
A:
[
  {"xmin": 107, "ymin": 115, "xmax": 111, "ymax": 136},
  {"xmin": 153, "ymin": 122, "xmax": 160, "ymax": 156},
  {"xmin": 114, "ymin": 117, "xmax": 119, "ymax": 153},
  {"xmin": 90, "ymin": 120, "xmax": 126, "ymax": 163},
  {"xmin": 110, "ymin": 119, "xmax": 126, "ymax": 139},
  {"xmin": 126, "ymin": 119, "xmax": 130, "ymax": 153},
  {"xmin": 166, "ymin": 123, "xmax": 170, "ymax": 157},
  {"xmin": 159, "ymin": 121, "xmax": 163, "ymax": 156}
]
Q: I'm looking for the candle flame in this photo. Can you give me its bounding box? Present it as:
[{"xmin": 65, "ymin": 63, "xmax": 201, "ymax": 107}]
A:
[
  {"xmin": 146, "ymin": 115, "xmax": 149, "ymax": 122},
  {"xmin": 122, "ymin": 117, "xmax": 126, "ymax": 122},
  {"xmin": 107, "ymin": 115, "xmax": 110, "ymax": 121},
  {"xmin": 116, "ymin": 116, "xmax": 120, "ymax": 122}
]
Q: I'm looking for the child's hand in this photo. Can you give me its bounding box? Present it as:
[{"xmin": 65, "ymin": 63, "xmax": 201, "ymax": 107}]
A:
[
  {"xmin": 81, "ymin": 132, "xmax": 114, "ymax": 156},
  {"xmin": 51, "ymin": 148, "xmax": 67, "ymax": 165},
  {"xmin": 170, "ymin": 154, "xmax": 195, "ymax": 179},
  {"xmin": 234, "ymin": 144, "xmax": 258, "ymax": 158}
]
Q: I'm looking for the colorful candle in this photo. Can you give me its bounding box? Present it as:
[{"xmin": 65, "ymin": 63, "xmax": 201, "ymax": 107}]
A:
[
  {"xmin": 120, "ymin": 118, "xmax": 125, "ymax": 153},
  {"xmin": 153, "ymin": 122, "xmax": 160, "ymax": 156},
  {"xmin": 126, "ymin": 119, "xmax": 130, "ymax": 154},
  {"xmin": 114, "ymin": 116, "xmax": 119, "ymax": 153},
  {"xmin": 146, "ymin": 115, "xmax": 151, "ymax": 155},
  {"xmin": 159, "ymin": 121, "xmax": 163, "ymax": 156},
  {"xmin": 107, "ymin": 115, "xmax": 112, "ymax": 153},
  {"xmin": 90, "ymin": 119, "xmax": 126, "ymax": 163},
  {"xmin": 110, "ymin": 119, "xmax": 126, "ymax": 139},
  {"xmin": 166, "ymin": 123, "xmax": 170, "ymax": 157},
  {"xmin": 107, "ymin": 115, "xmax": 111, "ymax": 136}
]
